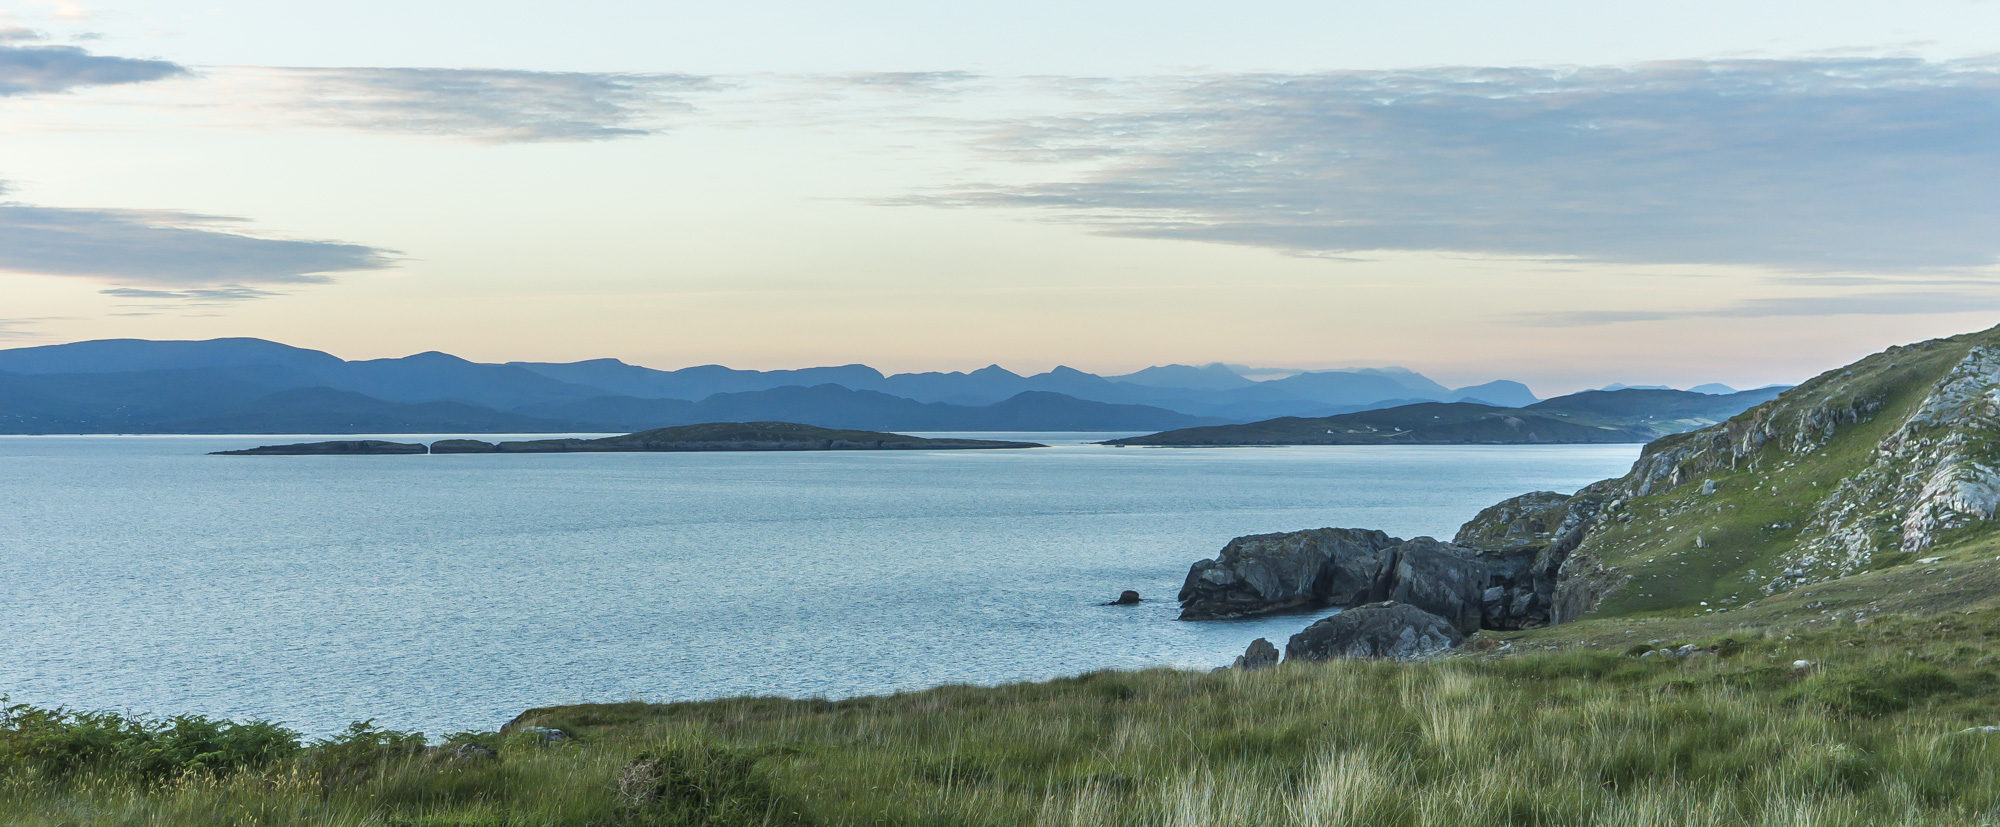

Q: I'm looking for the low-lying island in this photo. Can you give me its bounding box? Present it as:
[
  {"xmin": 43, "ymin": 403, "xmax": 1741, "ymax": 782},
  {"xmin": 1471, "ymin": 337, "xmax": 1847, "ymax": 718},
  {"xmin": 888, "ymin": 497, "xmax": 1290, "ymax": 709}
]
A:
[{"xmin": 211, "ymin": 421, "xmax": 1047, "ymax": 455}]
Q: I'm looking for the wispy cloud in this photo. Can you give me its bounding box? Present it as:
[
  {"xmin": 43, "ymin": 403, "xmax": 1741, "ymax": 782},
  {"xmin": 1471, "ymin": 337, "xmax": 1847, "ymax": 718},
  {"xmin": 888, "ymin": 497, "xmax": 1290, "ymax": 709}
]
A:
[
  {"xmin": 99, "ymin": 285, "xmax": 283, "ymax": 304},
  {"xmin": 1527, "ymin": 291, "xmax": 2000, "ymax": 326},
  {"xmin": 0, "ymin": 315, "xmax": 72, "ymax": 340},
  {"xmin": 0, "ymin": 182, "xmax": 396, "ymax": 291},
  {"xmin": 0, "ymin": 32, "xmax": 185, "ymax": 96},
  {"xmin": 227, "ymin": 66, "xmax": 713, "ymax": 142},
  {"xmin": 922, "ymin": 58, "xmax": 2000, "ymax": 273}
]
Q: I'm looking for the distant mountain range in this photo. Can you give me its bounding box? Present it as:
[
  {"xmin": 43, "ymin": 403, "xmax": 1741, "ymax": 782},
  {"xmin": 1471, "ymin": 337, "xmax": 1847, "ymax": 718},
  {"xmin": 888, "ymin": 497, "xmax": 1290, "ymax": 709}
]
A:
[{"xmin": 0, "ymin": 337, "xmax": 1776, "ymax": 435}]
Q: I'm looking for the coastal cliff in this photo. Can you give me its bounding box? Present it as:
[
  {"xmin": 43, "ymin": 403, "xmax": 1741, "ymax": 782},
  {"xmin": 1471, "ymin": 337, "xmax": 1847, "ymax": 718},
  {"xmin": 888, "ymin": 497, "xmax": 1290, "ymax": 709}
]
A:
[{"xmin": 1195, "ymin": 323, "xmax": 2000, "ymax": 660}]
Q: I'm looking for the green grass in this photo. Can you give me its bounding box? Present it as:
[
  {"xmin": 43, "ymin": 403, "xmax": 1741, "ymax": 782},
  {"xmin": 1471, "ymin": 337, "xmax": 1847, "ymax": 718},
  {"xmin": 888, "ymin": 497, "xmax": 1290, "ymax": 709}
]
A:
[{"xmin": 12, "ymin": 604, "xmax": 2000, "ymax": 826}]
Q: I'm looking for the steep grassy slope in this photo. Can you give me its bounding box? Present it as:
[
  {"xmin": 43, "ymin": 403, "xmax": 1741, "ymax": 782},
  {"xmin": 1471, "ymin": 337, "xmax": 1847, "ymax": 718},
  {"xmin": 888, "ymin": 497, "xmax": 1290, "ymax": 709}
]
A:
[{"xmin": 1545, "ymin": 326, "xmax": 2000, "ymax": 620}]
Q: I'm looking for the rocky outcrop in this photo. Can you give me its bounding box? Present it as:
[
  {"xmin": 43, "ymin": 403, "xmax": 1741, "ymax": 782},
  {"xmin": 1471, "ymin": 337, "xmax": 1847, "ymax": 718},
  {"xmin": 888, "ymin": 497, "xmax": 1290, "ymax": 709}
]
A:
[
  {"xmin": 1383, "ymin": 538, "xmax": 1487, "ymax": 634},
  {"xmin": 1178, "ymin": 528, "xmax": 1572, "ymax": 631},
  {"xmin": 1107, "ymin": 590, "xmax": 1142, "ymax": 606},
  {"xmin": 1232, "ymin": 638, "xmax": 1278, "ymax": 670},
  {"xmin": 1283, "ymin": 602, "xmax": 1465, "ymax": 661},
  {"xmin": 211, "ymin": 440, "xmax": 428, "ymax": 455},
  {"xmin": 1177, "ymin": 528, "xmax": 1403, "ymax": 619},
  {"xmin": 1452, "ymin": 491, "xmax": 1572, "ymax": 548}
]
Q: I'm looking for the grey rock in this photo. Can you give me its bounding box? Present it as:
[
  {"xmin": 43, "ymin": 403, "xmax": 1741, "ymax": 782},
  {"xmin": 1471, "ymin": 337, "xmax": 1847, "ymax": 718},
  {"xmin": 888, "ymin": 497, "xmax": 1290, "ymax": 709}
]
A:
[
  {"xmin": 1107, "ymin": 590, "xmax": 1142, "ymax": 605},
  {"xmin": 442, "ymin": 743, "xmax": 499, "ymax": 761},
  {"xmin": 1283, "ymin": 602, "xmax": 1466, "ymax": 661},
  {"xmin": 1452, "ymin": 491, "xmax": 1572, "ymax": 549},
  {"xmin": 1177, "ymin": 528, "xmax": 1404, "ymax": 619},
  {"xmin": 522, "ymin": 726, "xmax": 569, "ymax": 743},
  {"xmin": 1385, "ymin": 537, "xmax": 1489, "ymax": 634},
  {"xmin": 1177, "ymin": 527, "xmax": 1575, "ymax": 632},
  {"xmin": 1231, "ymin": 638, "xmax": 1279, "ymax": 670}
]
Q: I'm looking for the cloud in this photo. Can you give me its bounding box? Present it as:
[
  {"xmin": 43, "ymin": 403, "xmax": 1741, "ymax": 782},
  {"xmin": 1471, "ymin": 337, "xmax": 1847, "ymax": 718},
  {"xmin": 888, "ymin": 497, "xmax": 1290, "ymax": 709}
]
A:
[
  {"xmin": 239, "ymin": 66, "xmax": 713, "ymax": 142},
  {"xmin": 0, "ymin": 316, "xmax": 72, "ymax": 339},
  {"xmin": 100, "ymin": 285, "xmax": 283, "ymax": 304},
  {"xmin": 0, "ymin": 183, "xmax": 396, "ymax": 290},
  {"xmin": 1527, "ymin": 291, "xmax": 2000, "ymax": 326},
  {"xmin": 925, "ymin": 58, "xmax": 2000, "ymax": 272},
  {"xmin": 0, "ymin": 37, "xmax": 186, "ymax": 96},
  {"xmin": 838, "ymin": 71, "xmax": 980, "ymax": 93}
]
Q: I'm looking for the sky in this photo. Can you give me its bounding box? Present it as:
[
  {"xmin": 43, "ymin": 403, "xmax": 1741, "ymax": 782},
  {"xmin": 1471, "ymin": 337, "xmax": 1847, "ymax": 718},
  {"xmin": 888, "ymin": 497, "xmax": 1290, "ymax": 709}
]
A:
[{"xmin": 2, "ymin": 1, "xmax": 1999, "ymax": 394}]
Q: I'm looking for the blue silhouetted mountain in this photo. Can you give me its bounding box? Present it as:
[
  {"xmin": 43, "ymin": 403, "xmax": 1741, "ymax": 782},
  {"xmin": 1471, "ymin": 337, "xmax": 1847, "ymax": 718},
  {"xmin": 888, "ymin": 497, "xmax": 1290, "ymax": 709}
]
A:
[
  {"xmin": 0, "ymin": 337, "xmax": 1582, "ymax": 434},
  {"xmin": 0, "ymin": 338, "xmax": 608, "ymax": 411},
  {"xmin": 0, "ymin": 337, "xmax": 346, "ymax": 376},
  {"xmin": 1448, "ymin": 380, "xmax": 1539, "ymax": 407},
  {"xmin": 510, "ymin": 359, "xmax": 890, "ymax": 399},
  {"xmin": 329, "ymin": 351, "xmax": 606, "ymax": 410},
  {"xmin": 517, "ymin": 386, "xmax": 1223, "ymax": 432},
  {"xmin": 1106, "ymin": 363, "xmax": 1256, "ymax": 391},
  {"xmin": 154, "ymin": 387, "xmax": 593, "ymax": 434}
]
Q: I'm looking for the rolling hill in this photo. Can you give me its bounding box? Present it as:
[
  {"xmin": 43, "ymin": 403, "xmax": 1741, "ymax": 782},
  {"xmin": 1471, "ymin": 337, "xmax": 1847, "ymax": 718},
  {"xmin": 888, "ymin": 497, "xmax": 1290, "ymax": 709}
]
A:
[{"xmin": 1105, "ymin": 387, "xmax": 1785, "ymax": 445}]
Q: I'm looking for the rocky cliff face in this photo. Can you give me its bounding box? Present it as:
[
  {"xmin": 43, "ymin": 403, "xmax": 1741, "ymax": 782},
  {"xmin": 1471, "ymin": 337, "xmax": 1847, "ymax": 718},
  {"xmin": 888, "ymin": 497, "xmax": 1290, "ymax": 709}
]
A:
[{"xmin": 1179, "ymin": 324, "xmax": 2000, "ymax": 639}]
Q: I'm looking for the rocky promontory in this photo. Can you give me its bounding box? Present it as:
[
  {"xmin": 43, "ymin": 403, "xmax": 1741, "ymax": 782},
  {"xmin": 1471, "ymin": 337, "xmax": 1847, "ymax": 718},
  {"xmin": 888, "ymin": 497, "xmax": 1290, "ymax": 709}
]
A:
[
  {"xmin": 1178, "ymin": 495, "xmax": 1586, "ymax": 634},
  {"xmin": 1185, "ymin": 488, "xmax": 1612, "ymax": 663}
]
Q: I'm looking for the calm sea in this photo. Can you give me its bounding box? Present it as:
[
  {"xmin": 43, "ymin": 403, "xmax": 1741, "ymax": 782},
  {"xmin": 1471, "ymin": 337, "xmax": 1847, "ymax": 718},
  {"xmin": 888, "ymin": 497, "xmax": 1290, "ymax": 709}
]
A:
[{"xmin": 0, "ymin": 434, "xmax": 1638, "ymax": 736}]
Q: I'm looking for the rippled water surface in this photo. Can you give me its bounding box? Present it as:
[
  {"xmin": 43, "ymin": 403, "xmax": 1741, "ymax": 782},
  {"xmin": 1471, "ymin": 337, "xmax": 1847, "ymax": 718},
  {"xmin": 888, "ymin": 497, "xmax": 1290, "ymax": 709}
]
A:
[{"xmin": 0, "ymin": 434, "xmax": 1639, "ymax": 735}]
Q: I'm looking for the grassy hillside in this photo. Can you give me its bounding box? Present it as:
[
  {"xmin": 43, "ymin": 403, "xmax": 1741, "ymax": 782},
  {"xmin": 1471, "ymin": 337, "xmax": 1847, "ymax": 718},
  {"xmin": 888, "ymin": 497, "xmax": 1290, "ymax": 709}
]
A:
[
  {"xmin": 11, "ymin": 606, "xmax": 2000, "ymax": 825},
  {"xmin": 1553, "ymin": 326, "xmax": 1999, "ymax": 619}
]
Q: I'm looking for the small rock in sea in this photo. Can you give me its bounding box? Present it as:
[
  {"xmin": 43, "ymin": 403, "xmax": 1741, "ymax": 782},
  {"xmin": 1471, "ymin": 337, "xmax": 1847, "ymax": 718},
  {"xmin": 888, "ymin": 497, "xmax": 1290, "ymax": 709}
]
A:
[
  {"xmin": 1232, "ymin": 638, "xmax": 1279, "ymax": 671},
  {"xmin": 1108, "ymin": 590, "xmax": 1142, "ymax": 606},
  {"xmin": 1792, "ymin": 660, "xmax": 1813, "ymax": 670}
]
